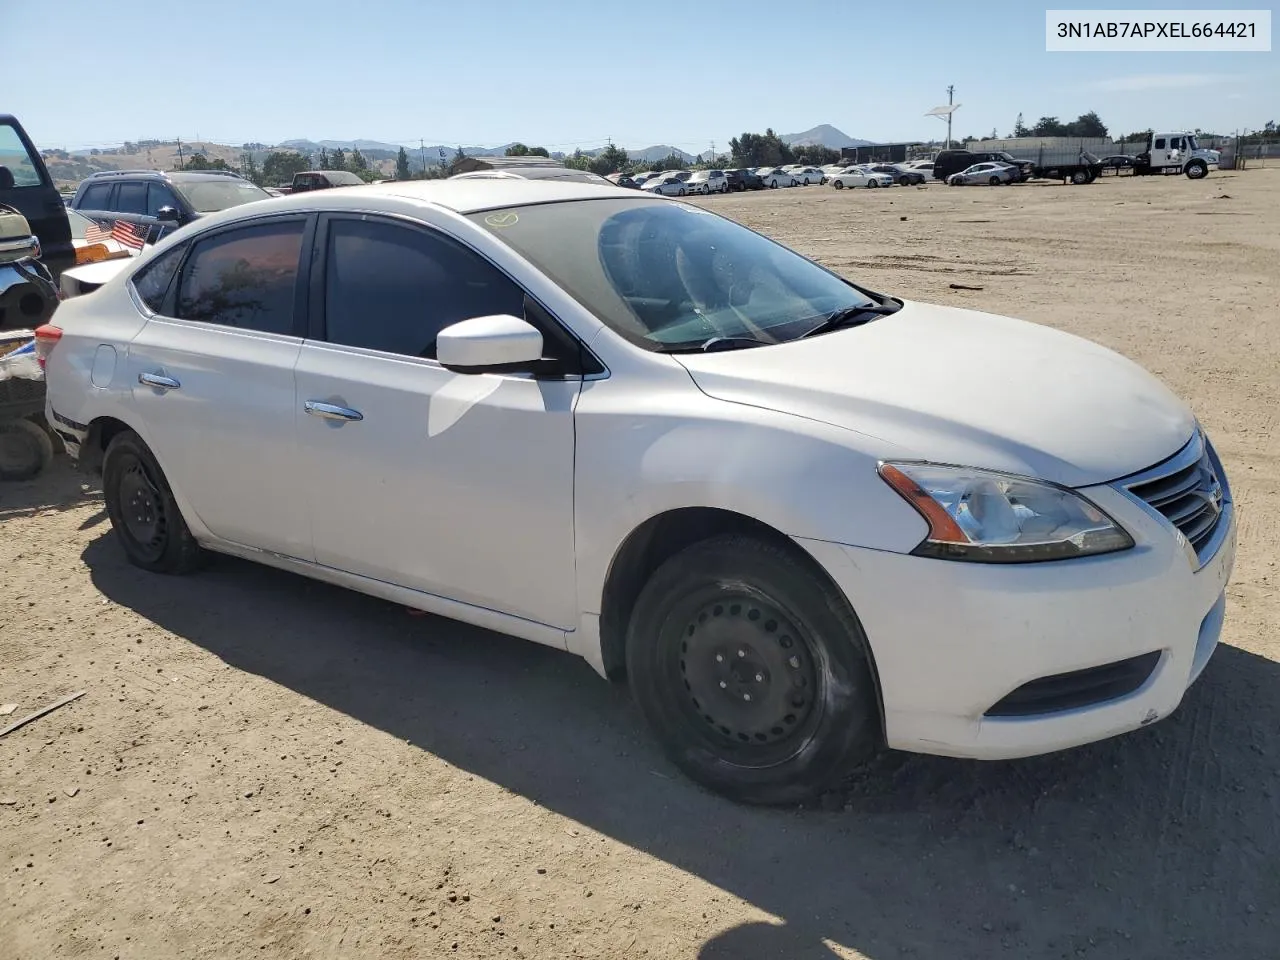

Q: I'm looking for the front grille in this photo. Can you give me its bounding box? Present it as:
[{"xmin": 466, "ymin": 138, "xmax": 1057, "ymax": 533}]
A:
[
  {"xmin": 985, "ymin": 651, "xmax": 1162, "ymax": 718},
  {"xmin": 1123, "ymin": 433, "xmax": 1225, "ymax": 556}
]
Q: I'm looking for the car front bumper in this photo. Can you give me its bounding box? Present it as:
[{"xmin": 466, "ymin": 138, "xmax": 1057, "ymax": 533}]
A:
[{"xmin": 796, "ymin": 478, "xmax": 1236, "ymax": 760}]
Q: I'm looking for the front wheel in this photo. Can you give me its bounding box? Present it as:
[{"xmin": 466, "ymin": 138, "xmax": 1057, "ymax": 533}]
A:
[
  {"xmin": 769, "ymin": 180, "xmax": 778, "ymax": 188},
  {"xmin": 1185, "ymin": 160, "xmax": 1207, "ymax": 179},
  {"xmin": 626, "ymin": 535, "xmax": 880, "ymax": 805},
  {"xmin": 1070, "ymin": 170, "xmax": 1089, "ymax": 185},
  {"xmin": 867, "ymin": 179, "xmax": 878, "ymax": 188},
  {"xmin": 103, "ymin": 430, "xmax": 205, "ymax": 574},
  {"xmin": 678, "ymin": 187, "xmax": 686, "ymax": 196},
  {"xmin": 833, "ymin": 180, "xmax": 844, "ymax": 189},
  {"xmin": 989, "ymin": 176, "xmax": 1001, "ymax": 186}
]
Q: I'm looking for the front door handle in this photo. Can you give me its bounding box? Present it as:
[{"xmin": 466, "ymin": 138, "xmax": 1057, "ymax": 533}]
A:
[
  {"xmin": 138, "ymin": 372, "xmax": 180, "ymax": 391},
  {"xmin": 304, "ymin": 400, "xmax": 363, "ymax": 422}
]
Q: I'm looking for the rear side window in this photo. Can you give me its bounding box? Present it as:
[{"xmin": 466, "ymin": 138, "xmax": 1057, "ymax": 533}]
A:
[
  {"xmin": 79, "ymin": 183, "xmax": 114, "ymax": 209},
  {"xmin": 116, "ymin": 181, "xmax": 148, "ymax": 215},
  {"xmin": 322, "ymin": 218, "xmax": 524, "ymax": 359},
  {"xmin": 0, "ymin": 123, "xmax": 43, "ymax": 188},
  {"xmin": 131, "ymin": 243, "xmax": 188, "ymax": 313},
  {"xmin": 175, "ymin": 219, "xmax": 305, "ymax": 335}
]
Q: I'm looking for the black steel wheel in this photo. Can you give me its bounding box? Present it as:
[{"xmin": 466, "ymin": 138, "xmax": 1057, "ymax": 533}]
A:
[
  {"xmin": 627, "ymin": 535, "xmax": 880, "ymax": 805},
  {"xmin": 103, "ymin": 430, "xmax": 205, "ymax": 574}
]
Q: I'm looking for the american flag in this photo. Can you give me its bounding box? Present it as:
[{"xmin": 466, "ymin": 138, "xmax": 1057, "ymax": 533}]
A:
[
  {"xmin": 82, "ymin": 219, "xmax": 112, "ymax": 244},
  {"xmin": 110, "ymin": 220, "xmax": 151, "ymax": 250}
]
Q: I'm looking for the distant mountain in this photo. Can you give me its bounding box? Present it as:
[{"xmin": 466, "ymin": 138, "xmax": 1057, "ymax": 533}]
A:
[
  {"xmin": 627, "ymin": 144, "xmax": 699, "ymax": 163},
  {"xmin": 780, "ymin": 125, "xmax": 876, "ymax": 150}
]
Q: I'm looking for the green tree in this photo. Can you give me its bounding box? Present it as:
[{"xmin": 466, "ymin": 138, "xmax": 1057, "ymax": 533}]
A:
[
  {"xmin": 505, "ymin": 143, "xmax": 530, "ymax": 156},
  {"xmin": 329, "ymin": 147, "xmax": 346, "ymax": 170},
  {"xmin": 262, "ymin": 150, "xmax": 310, "ymax": 185},
  {"xmin": 395, "ymin": 147, "xmax": 411, "ymax": 180},
  {"xmin": 728, "ymin": 129, "xmax": 792, "ymax": 167},
  {"xmin": 563, "ymin": 148, "xmax": 591, "ymax": 171},
  {"xmin": 447, "ymin": 146, "xmax": 467, "ymax": 175},
  {"xmin": 590, "ymin": 143, "xmax": 629, "ymax": 176},
  {"xmin": 1012, "ymin": 113, "xmax": 1029, "ymax": 137},
  {"xmin": 1070, "ymin": 111, "xmax": 1109, "ymax": 138},
  {"xmin": 318, "ymin": 147, "xmax": 331, "ymax": 169},
  {"xmin": 528, "ymin": 146, "xmax": 549, "ymax": 158},
  {"xmin": 348, "ymin": 148, "xmax": 368, "ymax": 172},
  {"xmin": 791, "ymin": 144, "xmax": 840, "ymax": 166},
  {"xmin": 1030, "ymin": 116, "xmax": 1067, "ymax": 137}
]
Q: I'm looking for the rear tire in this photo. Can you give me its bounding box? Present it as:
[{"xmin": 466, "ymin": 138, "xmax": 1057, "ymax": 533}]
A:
[
  {"xmin": 898, "ymin": 176, "xmax": 910, "ymax": 186},
  {"xmin": 626, "ymin": 535, "xmax": 880, "ymax": 805},
  {"xmin": 0, "ymin": 417, "xmax": 55, "ymax": 481},
  {"xmin": 1070, "ymin": 170, "xmax": 1089, "ymax": 185},
  {"xmin": 989, "ymin": 176, "xmax": 1001, "ymax": 185},
  {"xmin": 103, "ymin": 430, "xmax": 205, "ymax": 574}
]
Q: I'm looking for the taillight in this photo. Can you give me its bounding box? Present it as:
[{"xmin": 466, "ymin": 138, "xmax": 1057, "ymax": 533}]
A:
[{"xmin": 33, "ymin": 324, "xmax": 62, "ymax": 369}]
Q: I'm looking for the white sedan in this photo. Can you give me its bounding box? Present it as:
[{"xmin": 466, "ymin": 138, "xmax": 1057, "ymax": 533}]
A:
[
  {"xmin": 827, "ymin": 167, "xmax": 894, "ymax": 189},
  {"xmin": 685, "ymin": 170, "xmax": 729, "ymax": 194},
  {"xmin": 40, "ymin": 179, "xmax": 1235, "ymax": 805},
  {"xmin": 641, "ymin": 173, "xmax": 690, "ymax": 196},
  {"xmin": 947, "ymin": 162, "xmax": 1018, "ymax": 186},
  {"xmin": 786, "ymin": 166, "xmax": 824, "ymax": 185},
  {"xmin": 755, "ymin": 167, "xmax": 798, "ymax": 188}
]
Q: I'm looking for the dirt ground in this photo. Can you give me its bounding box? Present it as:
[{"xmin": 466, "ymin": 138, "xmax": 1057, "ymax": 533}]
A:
[{"xmin": 3, "ymin": 169, "xmax": 1278, "ymax": 960}]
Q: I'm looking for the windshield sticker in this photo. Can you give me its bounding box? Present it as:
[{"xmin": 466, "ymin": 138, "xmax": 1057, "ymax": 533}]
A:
[{"xmin": 485, "ymin": 212, "xmax": 519, "ymax": 228}]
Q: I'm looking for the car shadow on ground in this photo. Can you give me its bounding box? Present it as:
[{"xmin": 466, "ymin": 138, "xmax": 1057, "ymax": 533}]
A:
[{"xmin": 82, "ymin": 536, "xmax": 1278, "ymax": 960}]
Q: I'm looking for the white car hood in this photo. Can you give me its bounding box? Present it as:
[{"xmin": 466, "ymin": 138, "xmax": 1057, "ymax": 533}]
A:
[{"xmin": 673, "ymin": 301, "xmax": 1194, "ymax": 487}]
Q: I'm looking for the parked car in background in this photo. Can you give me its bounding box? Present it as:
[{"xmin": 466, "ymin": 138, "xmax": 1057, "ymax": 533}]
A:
[
  {"xmin": 933, "ymin": 150, "xmax": 1034, "ymax": 182},
  {"xmin": 630, "ymin": 172, "xmax": 660, "ymax": 189},
  {"xmin": 787, "ymin": 166, "xmax": 824, "ymax": 185},
  {"xmin": 1, "ymin": 114, "xmax": 74, "ymax": 279},
  {"xmin": 947, "ymin": 162, "xmax": 1018, "ymax": 186},
  {"xmin": 290, "ymin": 170, "xmax": 365, "ymax": 193},
  {"xmin": 40, "ymin": 178, "xmax": 1236, "ymax": 806},
  {"xmin": 869, "ymin": 164, "xmax": 926, "ymax": 186},
  {"xmin": 72, "ymin": 170, "xmax": 272, "ymax": 245},
  {"xmin": 66, "ymin": 209, "xmax": 137, "ymax": 263},
  {"xmin": 607, "ymin": 173, "xmax": 640, "ymax": 189},
  {"xmin": 756, "ymin": 167, "xmax": 798, "ymax": 188},
  {"xmin": 827, "ymin": 167, "xmax": 894, "ymax": 189},
  {"xmin": 641, "ymin": 173, "xmax": 689, "ymax": 196},
  {"xmin": 453, "ymin": 167, "xmax": 615, "ymax": 187},
  {"xmin": 687, "ymin": 170, "xmax": 729, "ymax": 194},
  {"xmin": 1100, "ymin": 155, "xmax": 1137, "ymax": 172},
  {"xmin": 725, "ymin": 169, "xmax": 763, "ymax": 191}
]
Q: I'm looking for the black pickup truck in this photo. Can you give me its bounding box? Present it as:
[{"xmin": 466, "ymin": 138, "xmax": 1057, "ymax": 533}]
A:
[{"xmin": 0, "ymin": 115, "xmax": 73, "ymax": 279}]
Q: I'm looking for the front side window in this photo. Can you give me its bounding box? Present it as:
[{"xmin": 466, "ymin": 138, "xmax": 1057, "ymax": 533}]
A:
[
  {"xmin": 0, "ymin": 123, "xmax": 43, "ymax": 188},
  {"xmin": 470, "ymin": 198, "xmax": 878, "ymax": 352},
  {"xmin": 174, "ymin": 178, "xmax": 271, "ymax": 213},
  {"xmin": 323, "ymin": 218, "xmax": 525, "ymax": 359},
  {"xmin": 175, "ymin": 219, "xmax": 304, "ymax": 334},
  {"xmin": 147, "ymin": 183, "xmax": 181, "ymax": 216}
]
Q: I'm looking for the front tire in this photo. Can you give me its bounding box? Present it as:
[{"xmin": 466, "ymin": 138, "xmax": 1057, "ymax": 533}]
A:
[
  {"xmin": 103, "ymin": 430, "xmax": 205, "ymax": 574},
  {"xmin": 769, "ymin": 180, "xmax": 778, "ymax": 188},
  {"xmin": 867, "ymin": 179, "xmax": 878, "ymax": 188},
  {"xmin": 626, "ymin": 535, "xmax": 880, "ymax": 805},
  {"xmin": 833, "ymin": 179, "xmax": 844, "ymax": 189},
  {"xmin": 1070, "ymin": 169, "xmax": 1089, "ymax": 185},
  {"xmin": 1185, "ymin": 160, "xmax": 1207, "ymax": 179}
]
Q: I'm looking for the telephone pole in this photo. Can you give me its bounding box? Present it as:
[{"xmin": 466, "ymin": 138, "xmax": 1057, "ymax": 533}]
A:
[
  {"xmin": 419, "ymin": 139, "xmax": 426, "ymax": 177},
  {"xmin": 177, "ymin": 137, "xmax": 184, "ymax": 168},
  {"xmin": 946, "ymin": 85, "xmax": 955, "ymax": 148}
]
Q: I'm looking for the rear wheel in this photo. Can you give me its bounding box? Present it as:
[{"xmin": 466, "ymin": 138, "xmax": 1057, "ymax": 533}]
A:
[
  {"xmin": 0, "ymin": 417, "xmax": 55, "ymax": 481},
  {"xmin": 1070, "ymin": 169, "xmax": 1089, "ymax": 185},
  {"xmin": 898, "ymin": 176, "xmax": 911, "ymax": 186},
  {"xmin": 626, "ymin": 535, "xmax": 880, "ymax": 805},
  {"xmin": 769, "ymin": 180, "xmax": 778, "ymax": 188},
  {"xmin": 103, "ymin": 430, "xmax": 205, "ymax": 574}
]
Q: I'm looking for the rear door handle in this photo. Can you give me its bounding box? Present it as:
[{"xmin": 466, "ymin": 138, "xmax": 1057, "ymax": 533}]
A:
[
  {"xmin": 138, "ymin": 372, "xmax": 180, "ymax": 391},
  {"xmin": 304, "ymin": 400, "xmax": 363, "ymax": 422}
]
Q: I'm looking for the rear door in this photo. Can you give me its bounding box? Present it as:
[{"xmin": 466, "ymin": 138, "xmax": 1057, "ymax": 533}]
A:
[
  {"xmin": 0, "ymin": 116, "xmax": 74, "ymax": 276},
  {"xmin": 126, "ymin": 214, "xmax": 313, "ymax": 558}
]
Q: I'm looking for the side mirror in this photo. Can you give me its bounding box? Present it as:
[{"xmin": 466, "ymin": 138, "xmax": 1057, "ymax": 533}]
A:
[
  {"xmin": 155, "ymin": 206, "xmax": 181, "ymax": 222},
  {"xmin": 437, "ymin": 315, "xmax": 544, "ymax": 373}
]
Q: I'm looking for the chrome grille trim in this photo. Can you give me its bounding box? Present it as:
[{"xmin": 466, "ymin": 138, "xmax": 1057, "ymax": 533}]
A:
[{"xmin": 1116, "ymin": 429, "xmax": 1232, "ymax": 570}]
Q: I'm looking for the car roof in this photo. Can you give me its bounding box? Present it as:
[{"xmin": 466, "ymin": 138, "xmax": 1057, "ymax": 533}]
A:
[{"xmin": 182, "ymin": 178, "xmax": 641, "ymax": 231}]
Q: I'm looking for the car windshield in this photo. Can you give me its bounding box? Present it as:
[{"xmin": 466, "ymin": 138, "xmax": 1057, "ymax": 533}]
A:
[
  {"xmin": 175, "ymin": 178, "xmax": 271, "ymax": 213},
  {"xmin": 470, "ymin": 197, "xmax": 879, "ymax": 352}
]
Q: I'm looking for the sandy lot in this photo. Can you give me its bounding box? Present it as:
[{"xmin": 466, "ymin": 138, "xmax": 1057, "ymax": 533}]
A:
[{"xmin": 2, "ymin": 169, "xmax": 1278, "ymax": 960}]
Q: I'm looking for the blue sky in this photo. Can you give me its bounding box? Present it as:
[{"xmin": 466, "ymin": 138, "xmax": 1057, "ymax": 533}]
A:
[{"xmin": 12, "ymin": 0, "xmax": 1276, "ymax": 151}]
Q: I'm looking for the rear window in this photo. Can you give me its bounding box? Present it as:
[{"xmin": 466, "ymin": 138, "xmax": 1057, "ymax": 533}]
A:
[{"xmin": 0, "ymin": 123, "xmax": 43, "ymax": 188}]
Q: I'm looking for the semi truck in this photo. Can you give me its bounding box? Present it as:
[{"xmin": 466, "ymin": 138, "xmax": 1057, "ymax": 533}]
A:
[{"xmin": 963, "ymin": 132, "xmax": 1214, "ymax": 182}]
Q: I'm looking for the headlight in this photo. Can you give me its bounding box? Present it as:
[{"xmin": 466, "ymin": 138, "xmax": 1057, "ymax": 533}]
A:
[{"xmin": 879, "ymin": 462, "xmax": 1133, "ymax": 563}]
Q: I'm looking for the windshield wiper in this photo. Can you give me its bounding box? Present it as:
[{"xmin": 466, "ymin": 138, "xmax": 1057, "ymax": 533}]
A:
[
  {"xmin": 799, "ymin": 302, "xmax": 900, "ymax": 340},
  {"xmin": 663, "ymin": 335, "xmax": 777, "ymax": 354}
]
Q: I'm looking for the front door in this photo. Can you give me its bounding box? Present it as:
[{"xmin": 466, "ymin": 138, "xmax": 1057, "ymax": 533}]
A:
[
  {"xmin": 293, "ymin": 213, "xmax": 579, "ymax": 629},
  {"xmin": 126, "ymin": 215, "xmax": 312, "ymax": 558}
]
